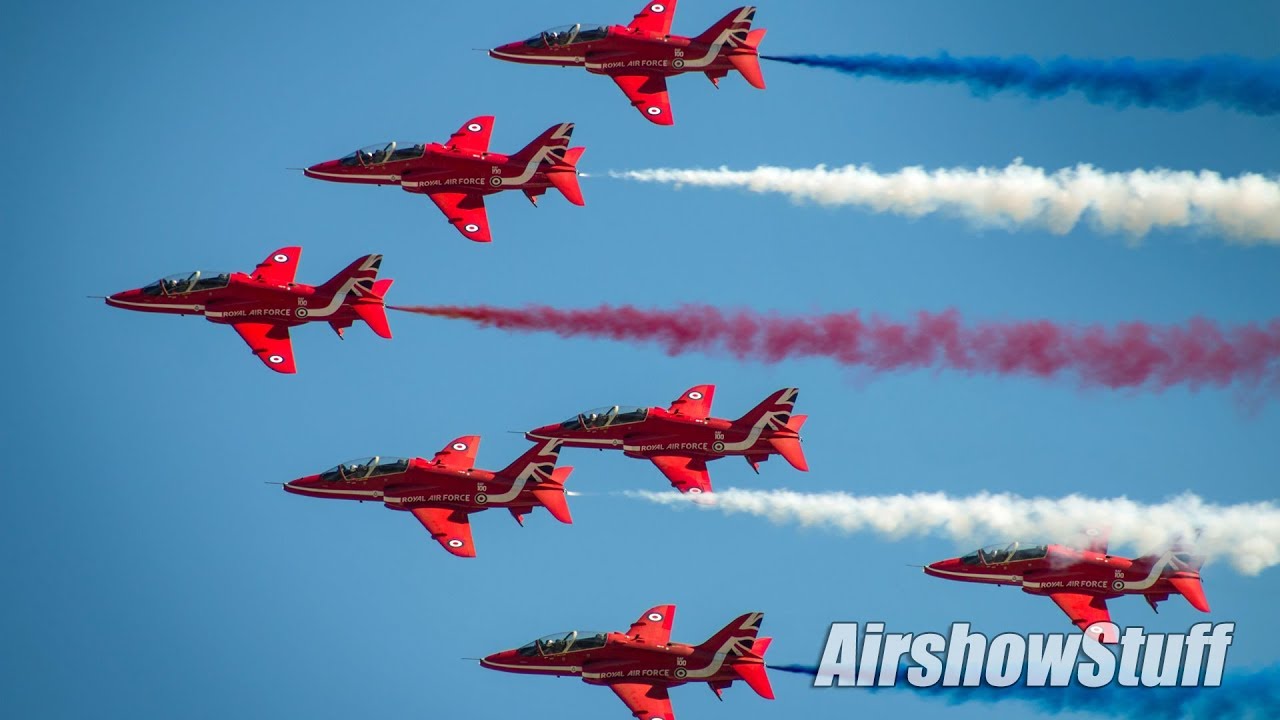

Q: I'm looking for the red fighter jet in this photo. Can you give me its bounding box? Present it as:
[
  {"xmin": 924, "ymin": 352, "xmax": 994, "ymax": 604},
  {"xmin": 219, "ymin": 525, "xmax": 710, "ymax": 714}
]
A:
[
  {"xmin": 923, "ymin": 533, "xmax": 1210, "ymax": 643},
  {"xmin": 527, "ymin": 385, "xmax": 807, "ymax": 496},
  {"xmin": 283, "ymin": 437, "xmax": 572, "ymax": 558},
  {"xmin": 104, "ymin": 247, "xmax": 391, "ymax": 374},
  {"xmin": 490, "ymin": 2, "xmax": 766, "ymax": 125},
  {"xmin": 303, "ymin": 116, "xmax": 585, "ymax": 243},
  {"xmin": 480, "ymin": 604, "xmax": 774, "ymax": 720}
]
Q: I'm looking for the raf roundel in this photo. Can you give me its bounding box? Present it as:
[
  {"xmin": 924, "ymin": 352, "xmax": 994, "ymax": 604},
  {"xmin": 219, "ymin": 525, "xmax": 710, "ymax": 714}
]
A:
[
  {"xmin": 672, "ymin": 58, "xmax": 685, "ymax": 70},
  {"xmin": 464, "ymin": 223, "xmax": 481, "ymax": 233},
  {"xmin": 467, "ymin": 123, "xmax": 483, "ymax": 132},
  {"xmin": 647, "ymin": 612, "xmax": 664, "ymax": 622},
  {"xmin": 294, "ymin": 307, "xmax": 309, "ymax": 319},
  {"xmin": 273, "ymin": 253, "xmax": 289, "ymax": 263},
  {"xmin": 646, "ymin": 106, "xmax": 663, "ymax": 116},
  {"xmin": 448, "ymin": 539, "xmax": 465, "ymax": 549},
  {"xmin": 688, "ymin": 487, "xmax": 704, "ymax": 495},
  {"xmin": 688, "ymin": 391, "xmax": 703, "ymax": 400},
  {"xmin": 268, "ymin": 355, "xmax": 284, "ymax": 364},
  {"xmin": 712, "ymin": 441, "xmax": 726, "ymax": 453},
  {"xmin": 489, "ymin": 176, "xmax": 503, "ymax": 187},
  {"xmin": 1112, "ymin": 579, "xmax": 1126, "ymax": 591},
  {"xmin": 475, "ymin": 493, "xmax": 489, "ymax": 505},
  {"xmin": 452, "ymin": 442, "xmax": 469, "ymax": 451},
  {"xmin": 650, "ymin": 3, "xmax": 665, "ymax": 12},
  {"xmin": 674, "ymin": 667, "xmax": 688, "ymax": 679}
]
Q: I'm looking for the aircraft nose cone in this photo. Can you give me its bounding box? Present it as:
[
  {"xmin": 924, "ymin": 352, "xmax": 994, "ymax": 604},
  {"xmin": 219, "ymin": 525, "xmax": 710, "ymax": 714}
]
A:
[
  {"xmin": 105, "ymin": 288, "xmax": 140, "ymax": 308},
  {"xmin": 304, "ymin": 160, "xmax": 338, "ymax": 179},
  {"xmin": 923, "ymin": 559, "xmax": 954, "ymax": 577},
  {"xmin": 526, "ymin": 425, "xmax": 562, "ymax": 441},
  {"xmin": 282, "ymin": 474, "xmax": 321, "ymax": 495}
]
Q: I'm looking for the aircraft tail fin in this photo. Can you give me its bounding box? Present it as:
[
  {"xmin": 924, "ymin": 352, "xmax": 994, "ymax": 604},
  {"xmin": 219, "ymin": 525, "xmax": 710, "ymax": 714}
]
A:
[
  {"xmin": 734, "ymin": 387, "xmax": 799, "ymax": 430},
  {"xmin": 511, "ymin": 122, "xmax": 576, "ymax": 170},
  {"xmin": 351, "ymin": 278, "xmax": 393, "ymax": 339},
  {"xmin": 728, "ymin": 29, "xmax": 767, "ymax": 89},
  {"xmin": 545, "ymin": 146, "xmax": 586, "ymax": 207},
  {"xmin": 694, "ymin": 6, "xmax": 758, "ymax": 47},
  {"xmin": 532, "ymin": 466, "xmax": 574, "ymax": 525},
  {"xmin": 695, "ymin": 611, "xmax": 766, "ymax": 670},
  {"xmin": 497, "ymin": 437, "xmax": 565, "ymax": 483},
  {"xmin": 1169, "ymin": 575, "xmax": 1211, "ymax": 613},
  {"xmin": 732, "ymin": 636, "xmax": 774, "ymax": 700},
  {"xmin": 318, "ymin": 253, "xmax": 383, "ymax": 296}
]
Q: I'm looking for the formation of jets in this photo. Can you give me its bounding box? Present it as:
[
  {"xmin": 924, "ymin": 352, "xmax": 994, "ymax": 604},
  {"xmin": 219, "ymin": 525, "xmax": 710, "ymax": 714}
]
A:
[{"xmin": 99, "ymin": 3, "xmax": 1221, "ymax": 718}]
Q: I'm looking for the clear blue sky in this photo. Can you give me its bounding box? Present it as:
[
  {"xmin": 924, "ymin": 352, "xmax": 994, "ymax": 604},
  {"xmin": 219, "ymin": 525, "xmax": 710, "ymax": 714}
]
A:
[{"xmin": 3, "ymin": 2, "xmax": 1277, "ymax": 719}]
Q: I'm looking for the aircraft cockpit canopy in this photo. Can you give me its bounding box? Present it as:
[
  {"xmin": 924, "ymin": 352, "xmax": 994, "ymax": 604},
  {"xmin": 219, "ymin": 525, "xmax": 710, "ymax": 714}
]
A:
[
  {"xmin": 339, "ymin": 142, "xmax": 426, "ymax": 167},
  {"xmin": 319, "ymin": 456, "xmax": 411, "ymax": 483},
  {"xmin": 141, "ymin": 271, "xmax": 231, "ymax": 296},
  {"xmin": 561, "ymin": 405, "xmax": 649, "ymax": 430},
  {"xmin": 525, "ymin": 24, "xmax": 609, "ymax": 47},
  {"xmin": 516, "ymin": 630, "xmax": 610, "ymax": 657},
  {"xmin": 961, "ymin": 542, "xmax": 1049, "ymax": 565}
]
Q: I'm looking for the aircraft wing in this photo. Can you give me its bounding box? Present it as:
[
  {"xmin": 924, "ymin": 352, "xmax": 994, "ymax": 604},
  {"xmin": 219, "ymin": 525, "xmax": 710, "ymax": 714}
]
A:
[
  {"xmin": 1048, "ymin": 592, "xmax": 1113, "ymax": 639},
  {"xmin": 649, "ymin": 455, "xmax": 712, "ymax": 495},
  {"xmin": 410, "ymin": 507, "xmax": 477, "ymax": 558},
  {"xmin": 668, "ymin": 384, "xmax": 715, "ymax": 419},
  {"xmin": 230, "ymin": 321, "xmax": 297, "ymax": 374},
  {"xmin": 430, "ymin": 435, "xmax": 481, "ymax": 470},
  {"xmin": 251, "ymin": 246, "xmax": 301, "ymax": 285},
  {"xmin": 610, "ymin": 73, "xmax": 674, "ymax": 126},
  {"xmin": 627, "ymin": 604, "xmax": 676, "ymax": 646},
  {"xmin": 427, "ymin": 191, "xmax": 493, "ymax": 243},
  {"xmin": 447, "ymin": 115, "xmax": 495, "ymax": 155},
  {"xmin": 628, "ymin": 0, "xmax": 677, "ymax": 35},
  {"xmin": 608, "ymin": 682, "xmax": 675, "ymax": 720}
]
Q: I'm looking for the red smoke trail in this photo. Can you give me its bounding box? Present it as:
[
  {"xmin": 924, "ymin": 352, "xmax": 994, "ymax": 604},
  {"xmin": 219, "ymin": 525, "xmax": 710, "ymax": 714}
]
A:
[{"xmin": 390, "ymin": 304, "xmax": 1280, "ymax": 392}]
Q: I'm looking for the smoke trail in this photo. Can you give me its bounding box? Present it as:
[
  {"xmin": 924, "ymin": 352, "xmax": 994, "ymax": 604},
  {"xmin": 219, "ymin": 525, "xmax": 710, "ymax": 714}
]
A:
[
  {"xmin": 389, "ymin": 304, "xmax": 1280, "ymax": 394},
  {"xmin": 612, "ymin": 163, "xmax": 1280, "ymax": 243},
  {"xmin": 630, "ymin": 489, "xmax": 1280, "ymax": 575},
  {"xmin": 770, "ymin": 662, "xmax": 1280, "ymax": 719},
  {"xmin": 762, "ymin": 53, "xmax": 1280, "ymax": 116}
]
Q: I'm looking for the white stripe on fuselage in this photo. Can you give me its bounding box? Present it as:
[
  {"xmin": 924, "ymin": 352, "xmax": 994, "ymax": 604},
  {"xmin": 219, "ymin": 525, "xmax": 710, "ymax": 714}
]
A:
[
  {"xmin": 490, "ymin": 49, "xmax": 585, "ymax": 64},
  {"xmin": 108, "ymin": 298, "xmax": 204, "ymax": 313},
  {"xmin": 306, "ymin": 169, "xmax": 401, "ymax": 182}
]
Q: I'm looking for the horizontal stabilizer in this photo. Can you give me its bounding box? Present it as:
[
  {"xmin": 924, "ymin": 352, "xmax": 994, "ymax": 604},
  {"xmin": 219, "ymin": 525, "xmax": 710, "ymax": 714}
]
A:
[
  {"xmin": 729, "ymin": 37, "xmax": 766, "ymax": 89},
  {"xmin": 768, "ymin": 437, "xmax": 807, "ymax": 471},
  {"xmin": 533, "ymin": 467, "xmax": 574, "ymax": 524},
  {"xmin": 352, "ymin": 278, "xmax": 393, "ymax": 339},
  {"xmin": 546, "ymin": 147, "xmax": 586, "ymax": 206},
  {"xmin": 734, "ymin": 637, "xmax": 774, "ymax": 700},
  {"xmin": 1169, "ymin": 576, "xmax": 1210, "ymax": 612}
]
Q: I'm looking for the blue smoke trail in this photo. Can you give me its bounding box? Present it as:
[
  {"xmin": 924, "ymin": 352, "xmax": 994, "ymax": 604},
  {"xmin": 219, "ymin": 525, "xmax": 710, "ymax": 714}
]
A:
[
  {"xmin": 768, "ymin": 663, "xmax": 1280, "ymax": 718},
  {"xmin": 762, "ymin": 54, "xmax": 1280, "ymax": 115}
]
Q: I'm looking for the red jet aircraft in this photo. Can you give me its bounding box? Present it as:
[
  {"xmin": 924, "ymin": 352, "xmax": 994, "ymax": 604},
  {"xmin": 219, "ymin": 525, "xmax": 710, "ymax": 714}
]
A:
[
  {"xmin": 490, "ymin": 2, "xmax": 766, "ymax": 125},
  {"xmin": 304, "ymin": 116, "xmax": 585, "ymax": 243},
  {"xmin": 481, "ymin": 604, "xmax": 774, "ymax": 720},
  {"xmin": 104, "ymin": 247, "xmax": 391, "ymax": 374},
  {"xmin": 924, "ymin": 534, "xmax": 1210, "ymax": 643},
  {"xmin": 527, "ymin": 385, "xmax": 806, "ymax": 496},
  {"xmin": 283, "ymin": 437, "xmax": 572, "ymax": 558}
]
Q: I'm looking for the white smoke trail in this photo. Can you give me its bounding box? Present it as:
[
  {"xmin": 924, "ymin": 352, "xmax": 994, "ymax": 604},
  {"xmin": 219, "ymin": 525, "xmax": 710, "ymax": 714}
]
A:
[
  {"xmin": 611, "ymin": 162, "xmax": 1280, "ymax": 243},
  {"xmin": 629, "ymin": 489, "xmax": 1280, "ymax": 575}
]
